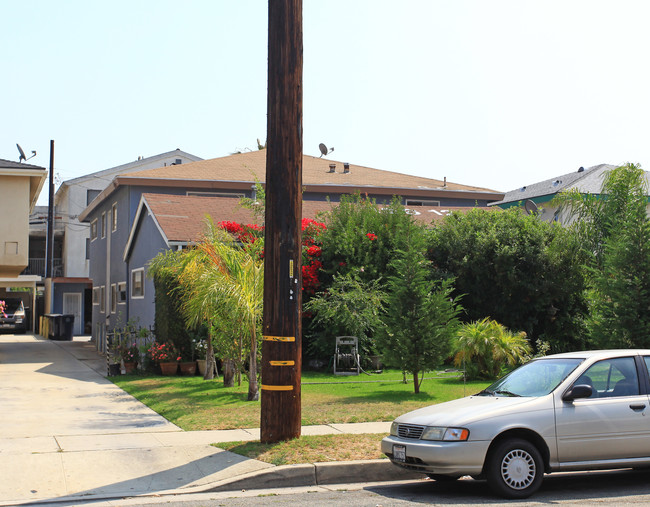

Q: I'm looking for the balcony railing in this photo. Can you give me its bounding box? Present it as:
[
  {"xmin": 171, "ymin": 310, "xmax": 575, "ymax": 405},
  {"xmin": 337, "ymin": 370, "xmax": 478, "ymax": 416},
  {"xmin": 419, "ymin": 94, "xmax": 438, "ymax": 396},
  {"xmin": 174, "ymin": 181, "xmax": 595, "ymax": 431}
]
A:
[{"xmin": 21, "ymin": 258, "xmax": 64, "ymax": 278}]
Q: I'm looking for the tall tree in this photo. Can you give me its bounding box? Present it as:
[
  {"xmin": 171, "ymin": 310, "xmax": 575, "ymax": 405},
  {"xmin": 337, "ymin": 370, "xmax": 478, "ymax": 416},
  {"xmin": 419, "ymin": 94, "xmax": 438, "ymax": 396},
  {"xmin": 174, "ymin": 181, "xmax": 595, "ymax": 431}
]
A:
[
  {"xmin": 557, "ymin": 163, "xmax": 650, "ymax": 347},
  {"xmin": 378, "ymin": 230, "xmax": 461, "ymax": 393}
]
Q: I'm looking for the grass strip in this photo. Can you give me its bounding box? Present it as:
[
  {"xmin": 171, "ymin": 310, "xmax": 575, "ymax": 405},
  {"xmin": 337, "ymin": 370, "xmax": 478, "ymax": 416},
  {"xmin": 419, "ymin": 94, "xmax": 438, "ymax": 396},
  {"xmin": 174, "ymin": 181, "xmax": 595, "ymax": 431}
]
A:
[{"xmin": 217, "ymin": 433, "xmax": 388, "ymax": 465}]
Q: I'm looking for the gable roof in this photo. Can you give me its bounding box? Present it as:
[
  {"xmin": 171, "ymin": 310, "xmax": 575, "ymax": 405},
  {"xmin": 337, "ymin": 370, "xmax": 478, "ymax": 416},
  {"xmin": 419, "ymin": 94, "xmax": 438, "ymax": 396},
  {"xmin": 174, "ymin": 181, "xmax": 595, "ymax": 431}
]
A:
[
  {"xmin": 62, "ymin": 149, "xmax": 203, "ymax": 186},
  {"xmin": 492, "ymin": 163, "xmax": 626, "ymax": 206},
  {"xmin": 123, "ymin": 193, "xmax": 495, "ymax": 261}
]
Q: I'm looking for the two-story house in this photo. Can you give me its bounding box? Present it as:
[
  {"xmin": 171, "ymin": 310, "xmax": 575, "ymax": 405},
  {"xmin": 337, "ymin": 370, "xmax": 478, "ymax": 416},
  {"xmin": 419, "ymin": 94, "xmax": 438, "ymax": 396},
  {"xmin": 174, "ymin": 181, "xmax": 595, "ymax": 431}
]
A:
[
  {"xmin": 0, "ymin": 158, "xmax": 47, "ymax": 331},
  {"xmin": 79, "ymin": 149, "xmax": 504, "ymax": 343},
  {"xmin": 25, "ymin": 149, "xmax": 202, "ymax": 335}
]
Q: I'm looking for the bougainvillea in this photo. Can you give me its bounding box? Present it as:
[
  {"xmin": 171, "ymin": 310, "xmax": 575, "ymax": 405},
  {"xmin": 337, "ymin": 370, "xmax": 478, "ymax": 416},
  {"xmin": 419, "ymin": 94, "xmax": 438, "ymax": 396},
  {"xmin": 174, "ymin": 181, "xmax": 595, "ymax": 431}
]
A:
[{"xmin": 217, "ymin": 217, "xmax": 327, "ymax": 295}]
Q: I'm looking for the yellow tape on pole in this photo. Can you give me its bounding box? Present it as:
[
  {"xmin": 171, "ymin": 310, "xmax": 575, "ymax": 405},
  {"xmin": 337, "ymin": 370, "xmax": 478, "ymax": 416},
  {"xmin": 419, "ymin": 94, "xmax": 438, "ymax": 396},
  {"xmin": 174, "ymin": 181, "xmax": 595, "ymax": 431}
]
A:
[
  {"xmin": 263, "ymin": 335, "xmax": 295, "ymax": 342},
  {"xmin": 269, "ymin": 360, "xmax": 295, "ymax": 366},
  {"xmin": 261, "ymin": 384, "xmax": 294, "ymax": 391}
]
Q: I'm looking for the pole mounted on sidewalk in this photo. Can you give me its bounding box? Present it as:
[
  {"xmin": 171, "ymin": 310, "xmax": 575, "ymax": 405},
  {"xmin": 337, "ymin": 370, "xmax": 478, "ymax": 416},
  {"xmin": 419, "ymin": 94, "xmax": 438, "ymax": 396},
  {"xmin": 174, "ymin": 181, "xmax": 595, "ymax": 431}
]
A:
[{"xmin": 261, "ymin": 0, "xmax": 303, "ymax": 443}]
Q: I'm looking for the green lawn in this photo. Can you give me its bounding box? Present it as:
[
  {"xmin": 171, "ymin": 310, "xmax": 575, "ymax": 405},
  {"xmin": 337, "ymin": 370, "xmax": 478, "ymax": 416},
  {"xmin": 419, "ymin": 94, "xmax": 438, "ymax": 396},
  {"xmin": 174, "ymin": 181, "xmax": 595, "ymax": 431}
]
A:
[{"xmin": 112, "ymin": 369, "xmax": 490, "ymax": 431}]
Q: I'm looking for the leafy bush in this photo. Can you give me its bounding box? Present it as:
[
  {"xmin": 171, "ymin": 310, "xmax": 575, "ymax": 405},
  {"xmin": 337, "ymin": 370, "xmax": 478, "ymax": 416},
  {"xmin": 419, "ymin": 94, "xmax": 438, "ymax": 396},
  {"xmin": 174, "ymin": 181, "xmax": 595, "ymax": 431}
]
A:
[{"xmin": 453, "ymin": 318, "xmax": 531, "ymax": 380}]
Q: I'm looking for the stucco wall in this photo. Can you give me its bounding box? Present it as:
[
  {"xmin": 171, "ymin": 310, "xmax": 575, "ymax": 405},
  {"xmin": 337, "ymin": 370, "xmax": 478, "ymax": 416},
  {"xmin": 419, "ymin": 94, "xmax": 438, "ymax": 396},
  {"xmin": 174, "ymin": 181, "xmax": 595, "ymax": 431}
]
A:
[{"xmin": 0, "ymin": 176, "xmax": 30, "ymax": 276}]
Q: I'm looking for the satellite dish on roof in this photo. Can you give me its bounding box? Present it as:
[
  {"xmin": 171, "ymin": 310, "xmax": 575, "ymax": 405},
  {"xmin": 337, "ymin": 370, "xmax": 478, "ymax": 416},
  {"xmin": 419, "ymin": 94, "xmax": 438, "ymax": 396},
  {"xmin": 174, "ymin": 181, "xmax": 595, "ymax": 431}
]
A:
[
  {"xmin": 318, "ymin": 143, "xmax": 334, "ymax": 158},
  {"xmin": 524, "ymin": 199, "xmax": 539, "ymax": 215},
  {"xmin": 16, "ymin": 144, "xmax": 36, "ymax": 163}
]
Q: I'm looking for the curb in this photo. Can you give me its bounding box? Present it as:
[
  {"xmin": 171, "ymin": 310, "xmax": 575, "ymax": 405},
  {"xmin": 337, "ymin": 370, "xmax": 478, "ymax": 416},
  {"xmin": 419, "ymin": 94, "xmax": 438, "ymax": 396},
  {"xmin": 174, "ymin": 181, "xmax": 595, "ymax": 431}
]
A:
[{"xmin": 204, "ymin": 459, "xmax": 422, "ymax": 492}]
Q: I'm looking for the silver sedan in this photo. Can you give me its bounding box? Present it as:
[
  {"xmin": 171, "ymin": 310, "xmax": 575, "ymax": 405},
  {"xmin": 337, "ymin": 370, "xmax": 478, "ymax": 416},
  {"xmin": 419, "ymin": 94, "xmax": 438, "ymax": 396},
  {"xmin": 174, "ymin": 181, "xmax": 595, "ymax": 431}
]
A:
[{"xmin": 381, "ymin": 349, "xmax": 650, "ymax": 498}]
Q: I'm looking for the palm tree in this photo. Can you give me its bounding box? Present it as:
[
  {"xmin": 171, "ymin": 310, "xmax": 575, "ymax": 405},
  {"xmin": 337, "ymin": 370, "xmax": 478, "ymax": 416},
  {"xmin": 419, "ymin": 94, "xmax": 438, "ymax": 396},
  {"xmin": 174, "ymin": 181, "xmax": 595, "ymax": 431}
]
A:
[
  {"xmin": 454, "ymin": 318, "xmax": 531, "ymax": 379},
  {"xmin": 178, "ymin": 219, "xmax": 264, "ymax": 401}
]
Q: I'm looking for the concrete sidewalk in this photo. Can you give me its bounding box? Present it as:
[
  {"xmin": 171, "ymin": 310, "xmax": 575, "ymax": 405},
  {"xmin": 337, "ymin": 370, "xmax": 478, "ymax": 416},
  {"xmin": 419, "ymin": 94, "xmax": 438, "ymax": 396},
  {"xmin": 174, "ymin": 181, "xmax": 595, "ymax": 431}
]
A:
[{"xmin": 0, "ymin": 335, "xmax": 416, "ymax": 505}]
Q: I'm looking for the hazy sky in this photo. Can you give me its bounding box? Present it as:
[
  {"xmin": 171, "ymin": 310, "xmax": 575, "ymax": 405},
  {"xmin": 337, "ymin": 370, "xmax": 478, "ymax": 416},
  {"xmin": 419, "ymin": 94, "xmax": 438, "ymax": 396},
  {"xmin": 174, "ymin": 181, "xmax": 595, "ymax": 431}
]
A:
[{"xmin": 3, "ymin": 1, "xmax": 650, "ymax": 205}]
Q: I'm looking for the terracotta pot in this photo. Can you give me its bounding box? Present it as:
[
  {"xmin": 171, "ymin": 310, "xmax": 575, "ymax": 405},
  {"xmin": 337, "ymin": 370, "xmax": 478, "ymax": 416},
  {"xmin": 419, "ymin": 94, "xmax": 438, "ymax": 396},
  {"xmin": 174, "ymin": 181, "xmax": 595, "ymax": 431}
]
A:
[
  {"xmin": 160, "ymin": 362, "xmax": 178, "ymax": 375},
  {"xmin": 123, "ymin": 361, "xmax": 137, "ymax": 374},
  {"xmin": 180, "ymin": 361, "xmax": 197, "ymax": 376},
  {"xmin": 197, "ymin": 359, "xmax": 207, "ymax": 376}
]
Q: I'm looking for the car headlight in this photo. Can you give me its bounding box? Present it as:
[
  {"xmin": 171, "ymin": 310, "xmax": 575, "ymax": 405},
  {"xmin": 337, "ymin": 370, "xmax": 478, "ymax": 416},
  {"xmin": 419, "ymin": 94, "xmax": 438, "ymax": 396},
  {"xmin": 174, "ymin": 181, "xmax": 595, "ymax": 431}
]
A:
[
  {"xmin": 390, "ymin": 421, "xmax": 399, "ymax": 436},
  {"xmin": 421, "ymin": 426, "xmax": 469, "ymax": 441}
]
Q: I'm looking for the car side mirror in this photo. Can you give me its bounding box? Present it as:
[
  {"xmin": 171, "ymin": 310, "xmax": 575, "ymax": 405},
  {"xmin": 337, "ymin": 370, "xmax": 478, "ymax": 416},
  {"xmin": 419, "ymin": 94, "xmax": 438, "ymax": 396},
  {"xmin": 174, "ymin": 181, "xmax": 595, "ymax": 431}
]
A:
[{"xmin": 563, "ymin": 384, "xmax": 593, "ymax": 402}]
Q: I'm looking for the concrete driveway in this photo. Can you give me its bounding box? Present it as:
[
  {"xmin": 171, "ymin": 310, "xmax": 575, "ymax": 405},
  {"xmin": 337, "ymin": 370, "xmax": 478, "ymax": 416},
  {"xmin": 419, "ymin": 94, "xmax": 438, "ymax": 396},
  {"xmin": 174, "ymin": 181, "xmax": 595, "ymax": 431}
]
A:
[
  {"xmin": 0, "ymin": 333, "xmax": 179, "ymax": 438},
  {"xmin": 0, "ymin": 334, "xmax": 270, "ymax": 504}
]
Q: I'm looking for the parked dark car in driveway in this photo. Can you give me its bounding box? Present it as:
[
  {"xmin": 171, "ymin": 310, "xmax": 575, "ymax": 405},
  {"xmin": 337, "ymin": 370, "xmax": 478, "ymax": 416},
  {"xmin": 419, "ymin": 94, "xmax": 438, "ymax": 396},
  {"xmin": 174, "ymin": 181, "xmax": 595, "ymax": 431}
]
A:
[
  {"xmin": 382, "ymin": 349, "xmax": 650, "ymax": 498},
  {"xmin": 0, "ymin": 298, "xmax": 26, "ymax": 333}
]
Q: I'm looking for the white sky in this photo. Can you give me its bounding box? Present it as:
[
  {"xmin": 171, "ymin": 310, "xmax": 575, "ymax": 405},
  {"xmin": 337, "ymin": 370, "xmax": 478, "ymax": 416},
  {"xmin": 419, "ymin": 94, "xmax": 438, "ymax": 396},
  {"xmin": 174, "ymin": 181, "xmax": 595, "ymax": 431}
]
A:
[{"xmin": 3, "ymin": 1, "xmax": 650, "ymax": 206}]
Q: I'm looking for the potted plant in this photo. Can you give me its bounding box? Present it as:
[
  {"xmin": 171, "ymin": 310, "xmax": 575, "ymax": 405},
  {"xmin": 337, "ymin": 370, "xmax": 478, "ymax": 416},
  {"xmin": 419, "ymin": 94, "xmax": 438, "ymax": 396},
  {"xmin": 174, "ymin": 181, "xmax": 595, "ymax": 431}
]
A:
[
  {"xmin": 118, "ymin": 342, "xmax": 139, "ymax": 374},
  {"xmin": 193, "ymin": 337, "xmax": 208, "ymax": 375},
  {"xmin": 107, "ymin": 340, "xmax": 122, "ymax": 376},
  {"xmin": 148, "ymin": 341, "xmax": 180, "ymax": 375},
  {"xmin": 179, "ymin": 342, "xmax": 197, "ymax": 376}
]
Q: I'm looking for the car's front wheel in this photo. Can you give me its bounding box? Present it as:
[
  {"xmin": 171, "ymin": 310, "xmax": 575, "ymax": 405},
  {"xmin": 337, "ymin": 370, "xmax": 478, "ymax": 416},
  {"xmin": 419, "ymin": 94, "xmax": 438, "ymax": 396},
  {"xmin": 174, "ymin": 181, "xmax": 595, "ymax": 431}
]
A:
[{"xmin": 486, "ymin": 438, "xmax": 543, "ymax": 499}]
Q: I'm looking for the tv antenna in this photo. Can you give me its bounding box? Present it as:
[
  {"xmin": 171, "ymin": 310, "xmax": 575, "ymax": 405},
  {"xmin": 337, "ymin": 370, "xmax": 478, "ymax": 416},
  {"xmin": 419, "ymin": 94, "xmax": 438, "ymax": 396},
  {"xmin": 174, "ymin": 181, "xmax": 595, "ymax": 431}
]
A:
[
  {"xmin": 524, "ymin": 199, "xmax": 539, "ymax": 215},
  {"xmin": 319, "ymin": 143, "xmax": 334, "ymax": 158},
  {"xmin": 16, "ymin": 144, "xmax": 37, "ymax": 163}
]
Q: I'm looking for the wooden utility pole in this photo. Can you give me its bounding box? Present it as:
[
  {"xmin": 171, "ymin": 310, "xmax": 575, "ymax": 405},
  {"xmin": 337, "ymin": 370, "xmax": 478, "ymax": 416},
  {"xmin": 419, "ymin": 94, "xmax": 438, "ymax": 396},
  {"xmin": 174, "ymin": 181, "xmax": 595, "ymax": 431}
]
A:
[{"xmin": 261, "ymin": 0, "xmax": 303, "ymax": 443}]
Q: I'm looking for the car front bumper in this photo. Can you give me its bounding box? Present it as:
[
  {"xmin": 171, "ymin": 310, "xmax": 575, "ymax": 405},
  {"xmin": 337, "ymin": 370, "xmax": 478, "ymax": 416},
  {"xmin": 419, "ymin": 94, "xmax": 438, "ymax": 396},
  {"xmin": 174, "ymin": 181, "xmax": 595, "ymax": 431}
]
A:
[{"xmin": 381, "ymin": 435, "xmax": 490, "ymax": 476}]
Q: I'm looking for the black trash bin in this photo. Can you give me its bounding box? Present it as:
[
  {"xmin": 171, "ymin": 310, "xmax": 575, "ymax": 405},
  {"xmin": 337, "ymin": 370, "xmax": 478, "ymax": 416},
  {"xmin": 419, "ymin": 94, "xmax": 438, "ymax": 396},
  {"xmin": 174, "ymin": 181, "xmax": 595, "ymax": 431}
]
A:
[
  {"xmin": 45, "ymin": 314, "xmax": 74, "ymax": 341},
  {"xmin": 60, "ymin": 314, "xmax": 74, "ymax": 340}
]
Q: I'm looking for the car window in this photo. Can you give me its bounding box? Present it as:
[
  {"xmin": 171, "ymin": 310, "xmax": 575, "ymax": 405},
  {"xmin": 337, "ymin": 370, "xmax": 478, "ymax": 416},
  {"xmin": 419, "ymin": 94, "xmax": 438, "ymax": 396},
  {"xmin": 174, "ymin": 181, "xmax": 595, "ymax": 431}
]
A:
[
  {"xmin": 485, "ymin": 358, "xmax": 582, "ymax": 397},
  {"xmin": 578, "ymin": 357, "xmax": 639, "ymax": 398}
]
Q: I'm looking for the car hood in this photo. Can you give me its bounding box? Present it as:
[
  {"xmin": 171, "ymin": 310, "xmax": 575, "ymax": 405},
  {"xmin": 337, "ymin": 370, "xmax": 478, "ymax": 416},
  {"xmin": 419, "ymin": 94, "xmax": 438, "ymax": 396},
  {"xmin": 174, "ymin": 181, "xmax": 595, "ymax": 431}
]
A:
[{"xmin": 394, "ymin": 394, "xmax": 550, "ymax": 427}]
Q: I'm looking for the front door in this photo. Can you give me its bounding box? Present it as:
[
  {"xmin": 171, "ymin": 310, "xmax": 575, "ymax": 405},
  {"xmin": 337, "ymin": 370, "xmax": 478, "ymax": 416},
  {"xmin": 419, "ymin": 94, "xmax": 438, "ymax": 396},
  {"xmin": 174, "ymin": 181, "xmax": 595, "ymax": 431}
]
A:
[{"xmin": 63, "ymin": 293, "xmax": 82, "ymax": 336}]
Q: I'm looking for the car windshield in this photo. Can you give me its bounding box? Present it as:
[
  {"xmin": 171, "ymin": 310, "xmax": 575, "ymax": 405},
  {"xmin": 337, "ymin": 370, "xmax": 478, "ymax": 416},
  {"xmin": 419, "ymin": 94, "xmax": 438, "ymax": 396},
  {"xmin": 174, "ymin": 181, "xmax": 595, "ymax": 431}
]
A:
[
  {"xmin": 479, "ymin": 357, "xmax": 583, "ymax": 397},
  {"xmin": 2, "ymin": 299, "xmax": 23, "ymax": 313}
]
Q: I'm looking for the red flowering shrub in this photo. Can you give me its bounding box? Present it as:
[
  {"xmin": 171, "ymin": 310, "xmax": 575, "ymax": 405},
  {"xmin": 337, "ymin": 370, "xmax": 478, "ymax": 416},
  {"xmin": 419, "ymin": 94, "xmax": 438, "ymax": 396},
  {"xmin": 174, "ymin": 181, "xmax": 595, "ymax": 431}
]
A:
[{"xmin": 366, "ymin": 233, "xmax": 378, "ymax": 241}]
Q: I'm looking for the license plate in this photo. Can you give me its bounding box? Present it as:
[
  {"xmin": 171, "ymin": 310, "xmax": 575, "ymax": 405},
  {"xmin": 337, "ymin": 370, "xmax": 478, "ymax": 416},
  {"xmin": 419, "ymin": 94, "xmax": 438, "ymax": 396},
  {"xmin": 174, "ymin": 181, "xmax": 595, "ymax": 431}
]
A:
[
  {"xmin": 393, "ymin": 444, "xmax": 406, "ymax": 462},
  {"xmin": 0, "ymin": 324, "xmax": 10, "ymax": 328}
]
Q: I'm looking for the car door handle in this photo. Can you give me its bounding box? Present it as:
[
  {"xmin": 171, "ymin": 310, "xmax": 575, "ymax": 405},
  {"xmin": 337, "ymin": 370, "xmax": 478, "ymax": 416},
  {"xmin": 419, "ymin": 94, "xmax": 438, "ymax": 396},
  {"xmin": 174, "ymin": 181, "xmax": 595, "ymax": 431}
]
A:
[{"xmin": 630, "ymin": 404, "xmax": 646, "ymax": 411}]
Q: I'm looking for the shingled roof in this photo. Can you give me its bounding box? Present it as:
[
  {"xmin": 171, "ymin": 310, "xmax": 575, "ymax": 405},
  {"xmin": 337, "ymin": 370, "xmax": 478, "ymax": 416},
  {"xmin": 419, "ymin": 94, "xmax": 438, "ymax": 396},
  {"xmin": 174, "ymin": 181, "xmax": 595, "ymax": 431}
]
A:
[
  {"xmin": 492, "ymin": 163, "xmax": 625, "ymax": 206},
  {"xmin": 122, "ymin": 150, "xmax": 497, "ymax": 193},
  {"xmin": 123, "ymin": 193, "xmax": 495, "ymax": 260}
]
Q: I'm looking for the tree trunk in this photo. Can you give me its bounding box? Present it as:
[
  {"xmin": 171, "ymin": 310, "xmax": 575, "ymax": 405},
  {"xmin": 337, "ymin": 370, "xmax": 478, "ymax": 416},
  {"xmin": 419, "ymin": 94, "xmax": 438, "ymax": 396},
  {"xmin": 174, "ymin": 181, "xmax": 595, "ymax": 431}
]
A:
[
  {"xmin": 204, "ymin": 337, "xmax": 217, "ymax": 380},
  {"xmin": 223, "ymin": 359, "xmax": 235, "ymax": 387},
  {"xmin": 413, "ymin": 370, "xmax": 420, "ymax": 394}
]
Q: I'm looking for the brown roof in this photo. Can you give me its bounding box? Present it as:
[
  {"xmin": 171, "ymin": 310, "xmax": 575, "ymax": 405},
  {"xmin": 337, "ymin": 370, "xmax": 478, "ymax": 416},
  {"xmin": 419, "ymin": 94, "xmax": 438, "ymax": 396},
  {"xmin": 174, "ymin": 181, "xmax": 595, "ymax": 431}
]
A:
[
  {"xmin": 123, "ymin": 150, "xmax": 497, "ymax": 193},
  {"xmin": 134, "ymin": 193, "xmax": 495, "ymax": 248}
]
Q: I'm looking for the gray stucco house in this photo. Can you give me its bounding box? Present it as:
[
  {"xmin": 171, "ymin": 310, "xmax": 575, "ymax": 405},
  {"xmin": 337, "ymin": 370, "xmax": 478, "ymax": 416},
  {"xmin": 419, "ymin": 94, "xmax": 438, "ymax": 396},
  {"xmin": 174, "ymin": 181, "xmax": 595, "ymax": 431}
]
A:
[{"xmin": 79, "ymin": 150, "xmax": 504, "ymax": 343}]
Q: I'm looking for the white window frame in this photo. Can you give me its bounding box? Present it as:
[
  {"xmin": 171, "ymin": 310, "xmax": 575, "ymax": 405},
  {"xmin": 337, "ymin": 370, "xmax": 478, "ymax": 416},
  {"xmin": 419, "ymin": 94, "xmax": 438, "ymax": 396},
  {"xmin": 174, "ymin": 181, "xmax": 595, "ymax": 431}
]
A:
[
  {"xmin": 111, "ymin": 284, "xmax": 117, "ymax": 313},
  {"xmin": 92, "ymin": 287, "xmax": 100, "ymax": 305},
  {"xmin": 111, "ymin": 203, "xmax": 118, "ymax": 232},
  {"xmin": 101, "ymin": 212, "xmax": 106, "ymax": 239},
  {"xmin": 99, "ymin": 285, "xmax": 105, "ymax": 313},
  {"xmin": 90, "ymin": 219, "xmax": 98, "ymax": 241},
  {"xmin": 117, "ymin": 282, "xmax": 127, "ymax": 304},
  {"xmin": 131, "ymin": 268, "xmax": 145, "ymax": 299}
]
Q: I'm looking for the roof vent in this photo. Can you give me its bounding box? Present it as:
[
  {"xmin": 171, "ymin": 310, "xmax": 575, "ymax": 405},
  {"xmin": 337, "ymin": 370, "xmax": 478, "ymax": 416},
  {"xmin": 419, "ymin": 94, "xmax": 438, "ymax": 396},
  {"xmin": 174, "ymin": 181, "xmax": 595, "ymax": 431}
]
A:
[
  {"xmin": 328, "ymin": 163, "xmax": 336, "ymax": 173},
  {"xmin": 552, "ymin": 179, "xmax": 562, "ymax": 187},
  {"xmin": 443, "ymin": 176, "xmax": 447, "ymax": 188},
  {"xmin": 520, "ymin": 186, "xmax": 527, "ymax": 192},
  {"xmin": 343, "ymin": 163, "xmax": 350, "ymax": 173},
  {"xmin": 578, "ymin": 166, "xmax": 585, "ymax": 172}
]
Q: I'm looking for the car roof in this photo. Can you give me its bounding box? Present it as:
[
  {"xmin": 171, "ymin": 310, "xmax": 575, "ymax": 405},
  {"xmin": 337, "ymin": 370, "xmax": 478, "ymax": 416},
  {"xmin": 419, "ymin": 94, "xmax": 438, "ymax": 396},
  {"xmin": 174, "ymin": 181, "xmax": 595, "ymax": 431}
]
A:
[{"xmin": 541, "ymin": 349, "xmax": 650, "ymax": 360}]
